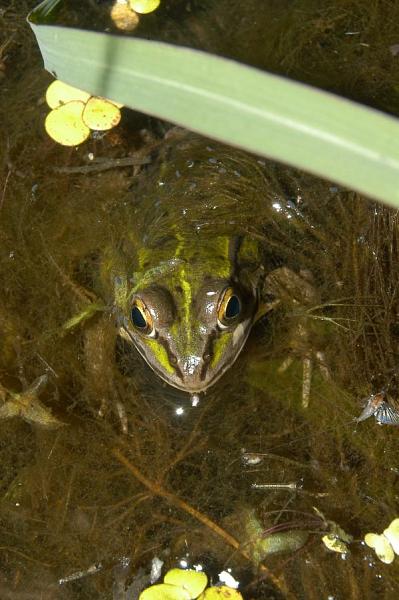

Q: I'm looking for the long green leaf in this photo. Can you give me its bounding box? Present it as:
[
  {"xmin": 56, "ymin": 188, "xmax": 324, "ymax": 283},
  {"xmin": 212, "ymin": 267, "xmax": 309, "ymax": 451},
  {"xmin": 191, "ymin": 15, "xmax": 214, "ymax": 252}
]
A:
[{"xmin": 29, "ymin": 0, "xmax": 399, "ymax": 207}]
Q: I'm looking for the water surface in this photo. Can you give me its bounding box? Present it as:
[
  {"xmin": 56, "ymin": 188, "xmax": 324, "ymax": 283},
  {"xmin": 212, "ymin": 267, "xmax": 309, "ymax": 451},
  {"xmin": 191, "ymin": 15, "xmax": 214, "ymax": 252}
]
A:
[{"xmin": 1, "ymin": 1, "xmax": 399, "ymax": 598}]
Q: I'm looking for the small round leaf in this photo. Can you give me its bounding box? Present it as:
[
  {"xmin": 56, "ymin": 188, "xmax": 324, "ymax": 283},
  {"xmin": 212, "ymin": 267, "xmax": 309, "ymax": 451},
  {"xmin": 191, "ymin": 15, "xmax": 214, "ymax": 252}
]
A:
[
  {"xmin": 111, "ymin": 2, "xmax": 140, "ymax": 31},
  {"xmin": 82, "ymin": 97, "xmax": 122, "ymax": 131},
  {"xmin": 139, "ymin": 583, "xmax": 191, "ymax": 600},
  {"xmin": 46, "ymin": 80, "xmax": 90, "ymax": 109},
  {"xmin": 129, "ymin": 0, "xmax": 160, "ymax": 14},
  {"xmin": 164, "ymin": 569, "xmax": 208, "ymax": 599},
  {"xmin": 45, "ymin": 101, "xmax": 90, "ymax": 146},
  {"xmin": 322, "ymin": 534, "xmax": 349, "ymax": 554},
  {"xmin": 364, "ymin": 533, "xmax": 395, "ymax": 564},
  {"xmin": 383, "ymin": 518, "xmax": 399, "ymax": 555}
]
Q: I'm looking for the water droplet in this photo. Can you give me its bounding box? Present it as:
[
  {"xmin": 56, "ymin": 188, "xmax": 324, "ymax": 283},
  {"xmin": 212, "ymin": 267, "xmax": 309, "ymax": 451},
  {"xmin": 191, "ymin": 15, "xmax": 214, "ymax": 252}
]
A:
[{"xmin": 191, "ymin": 394, "xmax": 200, "ymax": 407}]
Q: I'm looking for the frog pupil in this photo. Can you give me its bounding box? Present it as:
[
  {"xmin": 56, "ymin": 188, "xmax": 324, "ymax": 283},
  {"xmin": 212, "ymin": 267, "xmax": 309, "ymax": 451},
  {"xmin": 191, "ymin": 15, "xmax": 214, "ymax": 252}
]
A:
[
  {"xmin": 131, "ymin": 305, "xmax": 147, "ymax": 328},
  {"xmin": 225, "ymin": 294, "xmax": 240, "ymax": 319}
]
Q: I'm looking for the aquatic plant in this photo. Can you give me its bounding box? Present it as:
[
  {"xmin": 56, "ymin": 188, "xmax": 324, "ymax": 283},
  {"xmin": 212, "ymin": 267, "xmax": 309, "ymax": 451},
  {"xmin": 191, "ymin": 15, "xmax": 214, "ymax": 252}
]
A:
[
  {"xmin": 364, "ymin": 518, "xmax": 399, "ymax": 564},
  {"xmin": 3, "ymin": 2, "xmax": 399, "ymax": 598},
  {"xmin": 44, "ymin": 80, "xmax": 122, "ymax": 145}
]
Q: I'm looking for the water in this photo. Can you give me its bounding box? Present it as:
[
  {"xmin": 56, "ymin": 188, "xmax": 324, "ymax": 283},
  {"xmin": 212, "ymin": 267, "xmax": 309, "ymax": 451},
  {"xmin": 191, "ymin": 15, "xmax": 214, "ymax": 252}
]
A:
[{"xmin": 1, "ymin": 1, "xmax": 399, "ymax": 598}]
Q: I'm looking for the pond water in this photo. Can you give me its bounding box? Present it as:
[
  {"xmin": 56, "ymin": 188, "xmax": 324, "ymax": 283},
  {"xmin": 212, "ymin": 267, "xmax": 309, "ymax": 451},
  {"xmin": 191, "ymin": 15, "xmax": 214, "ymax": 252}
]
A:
[{"xmin": 1, "ymin": 1, "xmax": 399, "ymax": 598}]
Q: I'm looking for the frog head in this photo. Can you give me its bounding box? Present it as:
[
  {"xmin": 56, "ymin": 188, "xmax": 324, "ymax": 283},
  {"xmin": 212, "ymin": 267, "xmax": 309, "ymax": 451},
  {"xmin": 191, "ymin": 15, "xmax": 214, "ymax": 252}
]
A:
[{"xmin": 114, "ymin": 246, "xmax": 260, "ymax": 393}]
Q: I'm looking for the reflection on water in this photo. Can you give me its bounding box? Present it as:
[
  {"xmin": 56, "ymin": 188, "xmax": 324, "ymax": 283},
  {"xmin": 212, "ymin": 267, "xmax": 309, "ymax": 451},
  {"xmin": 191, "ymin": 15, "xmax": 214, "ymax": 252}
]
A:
[{"xmin": 1, "ymin": 1, "xmax": 399, "ymax": 598}]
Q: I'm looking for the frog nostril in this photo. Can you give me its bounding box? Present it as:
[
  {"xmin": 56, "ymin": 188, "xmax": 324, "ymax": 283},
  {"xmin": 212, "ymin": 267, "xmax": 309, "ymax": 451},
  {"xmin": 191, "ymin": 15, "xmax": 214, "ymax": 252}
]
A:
[{"xmin": 169, "ymin": 355, "xmax": 178, "ymax": 366}]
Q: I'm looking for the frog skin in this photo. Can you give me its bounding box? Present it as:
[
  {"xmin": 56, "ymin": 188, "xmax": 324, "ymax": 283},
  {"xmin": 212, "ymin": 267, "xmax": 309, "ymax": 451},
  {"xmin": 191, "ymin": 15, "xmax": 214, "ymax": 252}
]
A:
[{"xmin": 87, "ymin": 129, "xmax": 320, "ymax": 399}]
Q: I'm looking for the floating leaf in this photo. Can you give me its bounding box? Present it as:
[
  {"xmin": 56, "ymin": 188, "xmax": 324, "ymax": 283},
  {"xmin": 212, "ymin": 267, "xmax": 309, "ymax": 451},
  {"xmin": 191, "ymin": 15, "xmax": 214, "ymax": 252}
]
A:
[
  {"xmin": 82, "ymin": 97, "xmax": 122, "ymax": 131},
  {"xmin": 364, "ymin": 517, "xmax": 399, "ymax": 563},
  {"xmin": 322, "ymin": 534, "xmax": 349, "ymax": 554},
  {"xmin": 198, "ymin": 586, "xmax": 243, "ymax": 600},
  {"xmin": 383, "ymin": 518, "xmax": 399, "ymax": 555},
  {"xmin": 45, "ymin": 101, "xmax": 90, "ymax": 146},
  {"xmin": 139, "ymin": 583, "xmax": 191, "ymax": 600},
  {"xmin": 111, "ymin": 2, "xmax": 140, "ymax": 31},
  {"xmin": 46, "ymin": 79, "xmax": 90, "ymax": 108},
  {"xmin": 164, "ymin": 569, "xmax": 207, "ymax": 599},
  {"xmin": 364, "ymin": 533, "xmax": 395, "ymax": 564},
  {"xmin": 129, "ymin": 0, "xmax": 160, "ymax": 14}
]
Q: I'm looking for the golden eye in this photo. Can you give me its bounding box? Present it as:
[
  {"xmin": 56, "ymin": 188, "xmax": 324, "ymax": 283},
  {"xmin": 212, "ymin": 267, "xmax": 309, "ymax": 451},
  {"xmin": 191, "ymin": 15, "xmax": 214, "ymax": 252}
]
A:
[
  {"xmin": 217, "ymin": 287, "xmax": 241, "ymax": 328},
  {"xmin": 130, "ymin": 298, "xmax": 154, "ymax": 335}
]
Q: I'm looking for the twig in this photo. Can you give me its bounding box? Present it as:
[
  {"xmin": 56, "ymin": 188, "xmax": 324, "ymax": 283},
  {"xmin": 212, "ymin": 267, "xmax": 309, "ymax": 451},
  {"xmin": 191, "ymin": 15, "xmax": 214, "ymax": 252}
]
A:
[
  {"xmin": 57, "ymin": 466, "xmax": 76, "ymax": 534},
  {"xmin": 0, "ymin": 168, "xmax": 11, "ymax": 212},
  {"xmin": 39, "ymin": 230, "xmax": 97, "ymax": 305},
  {"xmin": 53, "ymin": 155, "xmax": 151, "ymax": 175}
]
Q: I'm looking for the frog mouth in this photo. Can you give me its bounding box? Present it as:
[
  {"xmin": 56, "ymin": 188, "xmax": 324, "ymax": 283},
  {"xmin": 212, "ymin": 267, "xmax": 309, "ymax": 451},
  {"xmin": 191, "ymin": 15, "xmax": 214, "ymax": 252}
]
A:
[
  {"xmin": 119, "ymin": 319, "xmax": 251, "ymax": 394},
  {"xmin": 148, "ymin": 363, "xmax": 221, "ymax": 394},
  {"xmin": 125, "ymin": 336, "xmax": 223, "ymax": 394},
  {"xmin": 150, "ymin": 332, "xmax": 250, "ymax": 394}
]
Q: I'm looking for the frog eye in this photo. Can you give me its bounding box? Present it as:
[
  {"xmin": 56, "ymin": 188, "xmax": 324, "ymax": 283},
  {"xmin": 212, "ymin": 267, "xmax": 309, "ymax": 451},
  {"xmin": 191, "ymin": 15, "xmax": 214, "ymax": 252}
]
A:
[
  {"xmin": 217, "ymin": 287, "xmax": 241, "ymax": 329},
  {"xmin": 130, "ymin": 298, "xmax": 154, "ymax": 336}
]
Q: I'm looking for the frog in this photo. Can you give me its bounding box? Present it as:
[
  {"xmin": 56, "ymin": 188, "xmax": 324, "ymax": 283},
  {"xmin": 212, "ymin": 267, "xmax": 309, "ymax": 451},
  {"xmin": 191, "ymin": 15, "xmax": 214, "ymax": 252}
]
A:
[
  {"xmin": 80, "ymin": 131, "xmax": 268, "ymax": 400},
  {"xmin": 1, "ymin": 130, "xmax": 330, "ymax": 429},
  {"xmin": 73, "ymin": 128, "xmax": 330, "ymax": 423}
]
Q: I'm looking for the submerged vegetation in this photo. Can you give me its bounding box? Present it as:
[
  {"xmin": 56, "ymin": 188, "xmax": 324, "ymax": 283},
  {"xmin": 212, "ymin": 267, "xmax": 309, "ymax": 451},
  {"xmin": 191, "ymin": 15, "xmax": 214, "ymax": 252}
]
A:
[{"xmin": 1, "ymin": 1, "xmax": 399, "ymax": 599}]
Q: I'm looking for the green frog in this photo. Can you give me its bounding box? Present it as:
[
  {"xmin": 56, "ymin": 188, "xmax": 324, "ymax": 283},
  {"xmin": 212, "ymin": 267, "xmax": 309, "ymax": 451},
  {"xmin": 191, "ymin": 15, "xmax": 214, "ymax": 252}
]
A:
[
  {"xmin": 81, "ymin": 129, "xmax": 330, "ymax": 409},
  {"xmin": 86, "ymin": 128, "xmax": 291, "ymax": 400},
  {"xmin": 0, "ymin": 129, "xmax": 328, "ymax": 427}
]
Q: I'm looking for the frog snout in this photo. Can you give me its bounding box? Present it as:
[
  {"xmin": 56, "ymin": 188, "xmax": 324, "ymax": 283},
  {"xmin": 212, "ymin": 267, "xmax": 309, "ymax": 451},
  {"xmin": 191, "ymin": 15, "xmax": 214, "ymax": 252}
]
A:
[{"xmin": 176, "ymin": 354, "xmax": 208, "ymax": 392}]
